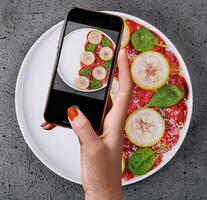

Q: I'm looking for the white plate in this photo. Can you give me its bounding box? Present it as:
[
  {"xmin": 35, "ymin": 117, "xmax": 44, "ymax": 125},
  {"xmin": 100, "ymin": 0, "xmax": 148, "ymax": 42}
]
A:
[
  {"xmin": 15, "ymin": 11, "xmax": 193, "ymax": 186},
  {"xmin": 57, "ymin": 28, "xmax": 114, "ymax": 92}
]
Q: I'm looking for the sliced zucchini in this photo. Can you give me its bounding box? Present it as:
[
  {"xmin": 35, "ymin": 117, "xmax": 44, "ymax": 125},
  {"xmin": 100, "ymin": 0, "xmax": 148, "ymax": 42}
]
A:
[
  {"xmin": 92, "ymin": 66, "xmax": 107, "ymax": 80},
  {"xmin": 110, "ymin": 77, "xmax": 119, "ymax": 103},
  {"xmin": 99, "ymin": 47, "xmax": 113, "ymax": 61},
  {"xmin": 80, "ymin": 51, "xmax": 95, "ymax": 66},
  {"xmin": 74, "ymin": 76, "xmax": 90, "ymax": 90},
  {"xmin": 125, "ymin": 108, "xmax": 165, "ymax": 147},
  {"xmin": 131, "ymin": 51, "xmax": 170, "ymax": 90},
  {"xmin": 121, "ymin": 21, "xmax": 130, "ymax": 48},
  {"xmin": 88, "ymin": 30, "xmax": 102, "ymax": 44}
]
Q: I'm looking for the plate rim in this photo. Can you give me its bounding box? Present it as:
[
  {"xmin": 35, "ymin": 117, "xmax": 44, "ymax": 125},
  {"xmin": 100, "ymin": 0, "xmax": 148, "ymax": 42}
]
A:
[{"xmin": 15, "ymin": 11, "xmax": 193, "ymax": 186}]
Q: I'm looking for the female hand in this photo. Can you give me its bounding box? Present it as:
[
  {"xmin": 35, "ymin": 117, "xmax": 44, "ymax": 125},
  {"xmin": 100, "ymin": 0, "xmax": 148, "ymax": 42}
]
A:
[{"xmin": 41, "ymin": 49, "xmax": 132, "ymax": 200}]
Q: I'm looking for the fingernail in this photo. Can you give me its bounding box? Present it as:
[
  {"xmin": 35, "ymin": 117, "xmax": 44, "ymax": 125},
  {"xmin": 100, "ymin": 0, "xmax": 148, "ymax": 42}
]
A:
[{"xmin": 67, "ymin": 106, "xmax": 78, "ymax": 121}]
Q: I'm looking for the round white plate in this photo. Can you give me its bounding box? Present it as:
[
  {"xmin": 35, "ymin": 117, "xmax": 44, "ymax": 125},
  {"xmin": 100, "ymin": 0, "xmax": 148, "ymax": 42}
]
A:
[
  {"xmin": 15, "ymin": 11, "xmax": 193, "ymax": 186},
  {"xmin": 57, "ymin": 28, "xmax": 114, "ymax": 92}
]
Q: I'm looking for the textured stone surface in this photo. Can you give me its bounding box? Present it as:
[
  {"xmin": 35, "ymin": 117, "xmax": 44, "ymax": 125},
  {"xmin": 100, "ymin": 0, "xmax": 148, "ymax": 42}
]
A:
[{"xmin": 0, "ymin": 0, "xmax": 207, "ymax": 199}]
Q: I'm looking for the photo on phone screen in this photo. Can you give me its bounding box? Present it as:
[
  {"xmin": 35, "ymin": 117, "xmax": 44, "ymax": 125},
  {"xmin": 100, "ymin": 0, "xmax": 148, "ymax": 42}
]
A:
[
  {"xmin": 54, "ymin": 22, "xmax": 119, "ymax": 100},
  {"xmin": 44, "ymin": 8, "xmax": 123, "ymax": 132}
]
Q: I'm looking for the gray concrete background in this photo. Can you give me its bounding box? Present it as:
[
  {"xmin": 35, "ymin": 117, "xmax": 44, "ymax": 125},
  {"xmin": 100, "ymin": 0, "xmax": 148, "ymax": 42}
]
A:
[{"xmin": 0, "ymin": 0, "xmax": 206, "ymax": 199}]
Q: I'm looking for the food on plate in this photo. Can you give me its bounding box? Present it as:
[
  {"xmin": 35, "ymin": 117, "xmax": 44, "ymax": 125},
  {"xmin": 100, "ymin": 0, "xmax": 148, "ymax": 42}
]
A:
[
  {"xmin": 131, "ymin": 28, "xmax": 158, "ymax": 52},
  {"xmin": 92, "ymin": 66, "xmax": 107, "ymax": 80},
  {"xmin": 128, "ymin": 148, "xmax": 156, "ymax": 176},
  {"xmin": 168, "ymin": 74, "xmax": 188, "ymax": 98},
  {"xmin": 103, "ymin": 60, "xmax": 112, "ymax": 68},
  {"xmin": 131, "ymin": 51, "xmax": 170, "ymax": 90},
  {"xmin": 122, "ymin": 157, "xmax": 125, "ymax": 173},
  {"xmin": 110, "ymin": 77, "xmax": 119, "ymax": 103},
  {"xmin": 102, "ymin": 37, "xmax": 112, "ymax": 47},
  {"xmin": 119, "ymin": 19, "xmax": 189, "ymax": 181},
  {"xmin": 125, "ymin": 19, "xmax": 140, "ymax": 33},
  {"xmin": 74, "ymin": 22, "xmax": 189, "ymax": 180},
  {"xmin": 89, "ymin": 80, "xmax": 102, "ymax": 90},
  {"xmin": 121, "ymin": 22, "xmax": 130, "ymax": 48},
  {"xmin": 74, "ymin": 76, "xmax": 90, "ymax": 90},
  {"xmin": 79, "ymin": 68, "xmax": 90, "ymax": 77},
  {"xmin": 146, "ymin": 85, "xmax": 183, "ymax": 108},
  {"xmin": 85, "ymin": 43, "xmax": 96, "ymax": 52},
  {"xmin": 88, "ymin": 30, "xmax": 102, "ymax": 44},
  {"xmin": 99, "ymin": 47, "xmax": 113, "ymax": 61},
  {"xmin": 80, "ymin": 51, "xmax": 95, "ymax": 66},
  {"xmin": 164, "ymin": 51, "xmax": 180, "ymax": 75},
  {"xmin": 75, "ymin": 29, "xmax": 115, "ymax": 90},
  {"xmin": 125, "ymin": 108, "xmax": 165, "ymax": 147}
]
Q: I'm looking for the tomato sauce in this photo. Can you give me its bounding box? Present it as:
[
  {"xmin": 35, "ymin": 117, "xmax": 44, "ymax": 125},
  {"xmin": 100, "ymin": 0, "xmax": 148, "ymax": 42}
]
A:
[{"xmin": 121, "ymin": 20, "xmax": 189, "ymax": 181}]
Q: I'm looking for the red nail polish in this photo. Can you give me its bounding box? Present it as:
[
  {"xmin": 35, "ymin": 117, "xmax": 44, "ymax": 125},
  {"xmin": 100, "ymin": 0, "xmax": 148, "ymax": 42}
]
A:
[{"xmin": 67, "ymin": 107, "xmax": 78, "ymax": 121}]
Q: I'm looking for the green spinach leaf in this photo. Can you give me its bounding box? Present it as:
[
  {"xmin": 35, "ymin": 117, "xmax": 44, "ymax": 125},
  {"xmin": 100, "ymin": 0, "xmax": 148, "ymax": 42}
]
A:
[
  {"xmin": 90, "ymin": 80, "xmax": 101, "ymax": 89},
  {"xmin": 131, "ymin": 28, "xmax": 157, "ymax": 52},
  {"xmin": 128, "ymin": 148, "xmax": 156, "ymax": 176},
  {"xmin": 146, "ymin": 85, "xmax": 183, "ymax": 108},
  {"xmin": 102, "ymin": 38, "xmax": 112, "ymax": 47},
  {"xmin": 80, "ymin": 68, "xmax": 90, "ymax": 76},
  {"xmin": 103, "ymin": 60, "xmax": 112, "ymax": 68},
  {"xmin": 85, "ymin": 44, "xmax": 96, "ymax": 52}
]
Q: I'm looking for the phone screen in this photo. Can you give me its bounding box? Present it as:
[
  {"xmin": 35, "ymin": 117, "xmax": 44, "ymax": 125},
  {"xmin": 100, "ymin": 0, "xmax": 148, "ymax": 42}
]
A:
[
  {"xmin": 54, "ymin": 21, "xmax": 119, "ymax": 100},
  {"xmin": 44, "ymin": 8, "xmax": 122, "ymax": 132}
]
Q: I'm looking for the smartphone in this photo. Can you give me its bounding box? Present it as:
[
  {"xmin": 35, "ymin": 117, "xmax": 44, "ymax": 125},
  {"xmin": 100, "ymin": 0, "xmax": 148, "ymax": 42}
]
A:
[{"xmin": 44, "ymin": 7, "xmax": 123, "ymax": 134}]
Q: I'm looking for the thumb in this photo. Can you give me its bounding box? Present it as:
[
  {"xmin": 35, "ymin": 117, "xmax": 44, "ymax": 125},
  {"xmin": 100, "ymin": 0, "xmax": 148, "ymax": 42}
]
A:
[{"xmin": 67, "ymin": 106, "xmax": 99, "ymax": 146}]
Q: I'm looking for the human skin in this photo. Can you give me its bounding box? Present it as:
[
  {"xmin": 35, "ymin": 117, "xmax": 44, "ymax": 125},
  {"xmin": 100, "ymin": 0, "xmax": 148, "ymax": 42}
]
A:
[{"xmin": 41, "ymin": 49, "xmax": 132, "ymax": 200}]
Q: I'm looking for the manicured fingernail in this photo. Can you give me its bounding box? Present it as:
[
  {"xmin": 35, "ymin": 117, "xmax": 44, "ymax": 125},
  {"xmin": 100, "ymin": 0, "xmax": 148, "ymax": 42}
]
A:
[{"xmin": 67, "ymin": 107, "xmax": 78, "ymax": 121}]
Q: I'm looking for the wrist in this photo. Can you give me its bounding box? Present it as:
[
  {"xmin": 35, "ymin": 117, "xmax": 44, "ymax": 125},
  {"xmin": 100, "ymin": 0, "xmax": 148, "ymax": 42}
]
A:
[{"xmin": 85, "ymin": 186, "xmax": 122, "ymax": 200}]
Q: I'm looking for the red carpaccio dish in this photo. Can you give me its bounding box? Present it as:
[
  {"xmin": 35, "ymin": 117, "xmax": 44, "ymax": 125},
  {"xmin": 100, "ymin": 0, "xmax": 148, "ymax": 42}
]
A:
[
  {"xmin": 111, "ymin": 19, "xmax": 188, "ymax": 181},
  {"xmin": 74, "ymin": 30, "xmax": 114, "ymax": 91}
]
